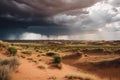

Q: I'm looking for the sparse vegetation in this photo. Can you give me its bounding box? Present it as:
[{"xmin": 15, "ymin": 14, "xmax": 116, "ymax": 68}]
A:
[
  {"xmin": 1, "ymin": 40, "xmax": 120, "ymax": 80},
  {"xmin": 8, "ymin": 47, "xmax": 17, "ymax": 56},
  {"xmin": 91, "ymin": 48, "xmax": 104, "ymax": 53}
]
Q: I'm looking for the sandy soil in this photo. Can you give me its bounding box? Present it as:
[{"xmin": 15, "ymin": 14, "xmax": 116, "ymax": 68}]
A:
[
  {"xmin": 1, "ymin": 49, "xmax": 120, "ymax": 80},
  {"xmin": 63, "ymin": 53, "xmax": 120, "ymax": 80},
  {"xmin": 11, "ymin": 52, "xmax": 101, "ymax": 80}
]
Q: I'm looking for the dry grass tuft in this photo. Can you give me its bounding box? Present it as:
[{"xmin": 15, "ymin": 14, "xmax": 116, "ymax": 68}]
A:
[
  {"xmin": 48, "ymin": 76, "xmax": 56, "ymax": 80},
  {"xmin": 46, "ymin": 52, "xmax": 56, "ymax": 56},
  {"xmin": 0, "ymin": 66, "xmax": 11, "ymax": 80},
  {"xmin": 22, "ymin": 50, "xmax": 32, "ymax": 55},
  {"xmin": 0, "ymin": 57, "xmax": 20, "ymax": 80},
  {"xmin": 0, "ymin": 40, "xmax": 9, "ymax": 48},
  {"xmin": 65, "ymin": 73, "xmax": 98, "ymax": 80},
  {"xmin": 37, "ymin": 65, "xmax": 46, "ymax": 69}
]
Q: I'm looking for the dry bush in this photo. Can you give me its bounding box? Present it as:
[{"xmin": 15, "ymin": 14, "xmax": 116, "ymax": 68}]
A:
[
  {"xmin": 0, "ymin": 41, "xmax": 9, "ymax": 52},
  {"xmin": 65, "ymin": 74, "xmax": 96, "ymax": 80},
  {"xmin": 20, "ymin": 55, "xmax": 26, "ymax": 58},
  {"xmin": 22, "ymin": 50, "xmax": 32, "ymax": 55},
  {"xmin": 0, "ymin": 57, "xmax": 20, "ymax": 80},
  {"xmin": 63, "ymin": 52, "xmax": 82, "ymax": 60},
  {"xmin": 0, "ymin": 40, "xmax": 9, "ymax": 48},
  {"xmin": 7, "ymin": 47, "xmax": 17, "ymax": 56},
  {"xmin": 90, "ymin": 48, "xmax": 104, "ymax": 53},
  {"xmin": 46, "ymin": 52, "xmax": 56, "ymax": 56},
  {"xmin": 37, "ymin": 65, "xmax": 46, "ymax": 69},
  {"xmin": 27, "ymin": 58, "xmax": 33, "ymax": 61},
  {"xmin": 48, "ymin": 76, "xmax": 56, "ymax": 80},
  {"xmin": 76, "ymin": 52, "xmax": 83, "ymax": 57},
  {"xmin": 0, "ymin": 66, "xmax": 11, "ymax": 80}
]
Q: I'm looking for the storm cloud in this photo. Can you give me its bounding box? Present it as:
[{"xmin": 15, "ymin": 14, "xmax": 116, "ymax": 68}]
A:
[{"xmin": 0, "ymin": 0, "xmax": 120, "ymax": 40}]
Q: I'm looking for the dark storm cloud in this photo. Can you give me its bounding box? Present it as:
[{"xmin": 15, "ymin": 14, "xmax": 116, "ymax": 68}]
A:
[
  {"xmin": 0, "ymin": 0, "xmax": 98, "ymax": 27},
  {"xmin": 0, "ymin": 0, "xmax": 99, "ymax": 40}
]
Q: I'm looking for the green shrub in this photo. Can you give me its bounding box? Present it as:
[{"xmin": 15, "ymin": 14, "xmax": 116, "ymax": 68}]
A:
[
  {"xmin": 53, "ymin": 55, "xmax": 62, "ymax": 64},
  {"xmin": 8, "ymin": 47, "xmax": 17, "ymax": 56}
]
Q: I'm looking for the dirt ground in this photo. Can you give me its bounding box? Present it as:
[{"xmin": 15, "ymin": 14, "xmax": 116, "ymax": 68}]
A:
[{"xmin": 9, "ymin": 51, "xmax": 120, "ymax": 80}]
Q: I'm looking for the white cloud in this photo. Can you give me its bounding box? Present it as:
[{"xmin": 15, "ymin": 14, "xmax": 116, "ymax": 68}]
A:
[
  {"xmin": 50, "ymin": 0, "xmax": 120, "ymax": 40},
  {"xmin": 8, "ymin": 29, "xmax": 120, "ymax": 40},
  {"xmin": 52, "ymin": 14, "xmax": 77, "ymax": 25},
  {"xmin": 87, "ymin": 2, "xmax": 117, "ymax": 23},
  {"xmin": 20, "ymin": 33, "xmax": 71, "ymax": 40},
  {"xmin": 7, "ymin": 32, "xmax": 97, "ymax": 40},
  {"xmin": 52, "ymin": 0, "xmax": 120, "ymax": 29},
  {"xmin": 108, "ymin": 0, "xmax": 120, "ymax": 6}
]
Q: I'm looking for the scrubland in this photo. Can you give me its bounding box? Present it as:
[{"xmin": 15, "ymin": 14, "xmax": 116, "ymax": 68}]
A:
[{"xmin": 0, "ymin": 40, "xmax": 120, "ymax": 80}]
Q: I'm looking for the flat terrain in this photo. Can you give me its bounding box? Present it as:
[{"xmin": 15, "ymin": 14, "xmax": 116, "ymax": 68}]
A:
[{"xmin": 1, "ymin": 40, "xmax": 120, "ymax": 80}]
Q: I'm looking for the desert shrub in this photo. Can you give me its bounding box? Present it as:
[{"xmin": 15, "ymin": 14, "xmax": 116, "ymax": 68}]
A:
[
  {"xmin": 0, "ymin": 66, "xmax": 11, "ymax": 80},
  {"xmin": 84, "ymin": 54, "xmax": 88, "ymax": 57},
  {"xmin": 46, "ymin": 52, "xmax": 56, "ymax": 56},
  {"xmin": 91, "ymin": 48, "xmax": 104, "ymax": 53},
  {"xmin": 20, "ymin": 55, "xmax": 26, "ymax": 58},
  {"xmin": 65, "ymin": 74, "xmax": 93, "ymax": 80},
  {"xmin": 0, "ymin": 57, "xmax": 20, "ymax": 70},
  {"xmin": 82, "ymin": 49, "xmax": 88, "ymax": 53},
  {"xmin": 8, "ymin": 47, "xmax": 17, "ymax": 56},
  {"xmin": 48, "ymin": 76, "xmax": 56, "ymax": 80},
  {"xmin": 57, "ymin": 63, "xmax": 62, "ymax": 69},
  {"xmin": 76, "ymin": 52, "xmax": 83, "ymax": 57},
  {"xmin": 0, "ymin": 57, "xmax": 20, "ymax": 80},
  {"xmin": 0, "ymin": 40, "xmax": 9, "ymax": 48},
  {"xmin": 31, "ymin": 59, "xmax": 38, "ymax": 63},
  {"xmin": 37, "ymin": 65, "xmax": 46, "ymax": 69},
  {"xmin": 53, "ymin": 55, "xmax": 62, "ymax": 64},
  {"xmin": 22, "ymin": 50, "xmax": 32, "ymax": 55},
  {"xmin": 35, "ymin": 49, "xmax": 39, "ymax": 52}
]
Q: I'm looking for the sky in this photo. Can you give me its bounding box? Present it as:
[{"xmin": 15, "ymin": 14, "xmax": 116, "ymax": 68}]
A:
[{"xmin": 0, "ymin": 0, "xmax": 120, "ymax": 40}]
